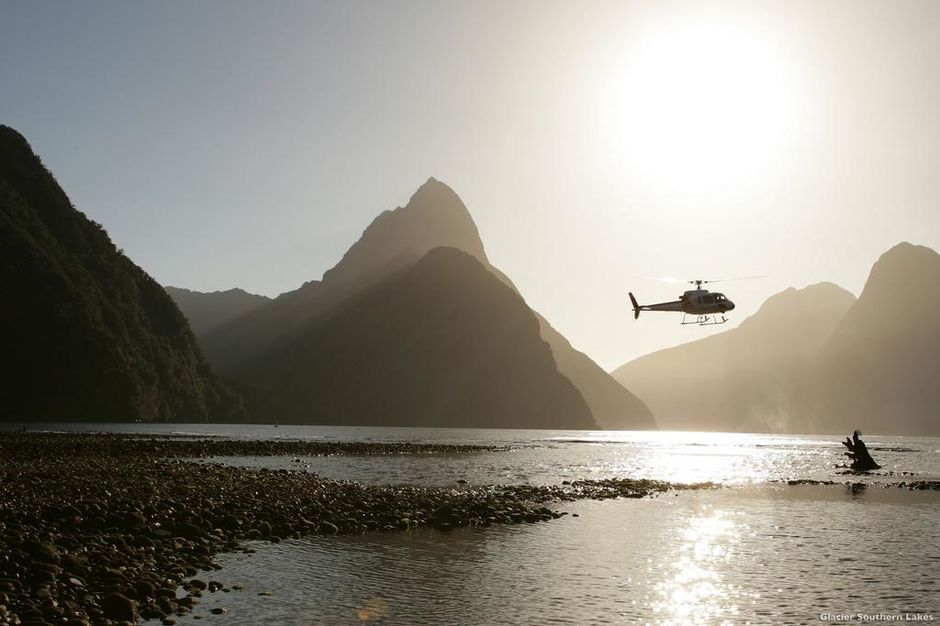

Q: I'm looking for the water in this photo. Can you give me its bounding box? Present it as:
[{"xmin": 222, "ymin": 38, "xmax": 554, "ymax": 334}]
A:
[
  {"xmin": 188, "ymin": 488, "xmax": 940, "ymax": 626},
  {"xmin": 8, "ymin": 424, "xmax": 940, "ymax": 624},
  {"xmin": 203, "ymin": 431, "xmax": 940, "ymax": 488},
  {"xmin": 12, "ymin": 423, "xmax": 940, "ymax": 485}
]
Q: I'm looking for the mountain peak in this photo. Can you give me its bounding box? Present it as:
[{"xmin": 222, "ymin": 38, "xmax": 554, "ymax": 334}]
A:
[
  {"xmin": 164, "ymin": 285, "xmax": 271, "ymax": 302},
  {"xmin": 0, "ymin": 126, "xmax": 45, "ymax": 180},
  {"xmin": 874, "ymin": 241, "xmax": 939, "ymax": 268},
  {"xmin": 321, "ymin": 178, "xmax": 487, "ymax": 287},
  {"xmin": 831, "ymin": 242, "xmax": 940, "ymax": 338},
  {"xmin": 0, "ymin": 124, "xmax": 29, "ymax": 148},
  {"xmin": 762, "ymin": 281, "xmax": 852, "ymax": 305},
  {"xmin": 1, "ymin": 125, "xmax": 44, "ymax": 179},
  {"xmin": 857, "ymin": 242, "xmax": 940, "ymax": 303},
  {"xmin": 882, "ymin": 240, "xmax": 925, "ymax": 254},
  {"xmin": 821, "ymin": 241, "xmax": 940, "ymax": 434},
  {"xmin": 739, "ymin": 282, "xmax": 855, "ymax": 331},
  {"xmin": 406, "ymin": 176, "xmax": 471, "ymax": 217}
]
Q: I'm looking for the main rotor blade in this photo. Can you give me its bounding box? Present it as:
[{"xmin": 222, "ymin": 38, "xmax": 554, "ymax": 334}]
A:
[
  {"xmin": 700, "ymin": 275, "xmax": 767, "ymax": 284},
  {"xmin": 642, "ymin": 275, "xmax": 766, "ymax": 285},
  {"xmin": 641, "ymin": 276, "xmax": 687, "ymax": 284}
]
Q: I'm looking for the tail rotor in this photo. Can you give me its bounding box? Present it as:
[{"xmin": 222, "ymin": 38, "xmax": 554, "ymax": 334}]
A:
[{"xmin": 628, "ymin": 292, "xmax": 640, "ymax": 320}]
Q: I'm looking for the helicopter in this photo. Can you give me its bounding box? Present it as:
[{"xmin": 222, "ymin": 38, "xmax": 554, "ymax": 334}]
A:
[{"xmin": 629, "ymin": 277, "xmax": 763, "ymax": 326}]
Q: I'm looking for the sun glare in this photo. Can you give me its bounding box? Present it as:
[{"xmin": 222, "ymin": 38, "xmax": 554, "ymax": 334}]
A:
[{"xmin": 613, "ymin": 21, "xmax": 794, "ymax": 192}]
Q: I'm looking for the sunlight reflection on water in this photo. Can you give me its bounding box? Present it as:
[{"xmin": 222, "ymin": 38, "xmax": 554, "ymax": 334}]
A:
[
  {"xmin": 8, "ymin": 425, "xmax": 940, "ymax": 623},
  {"xmin": 652, "ymin": 508, "xmax": 748, "ymax": 625},
  {"xmin": 205, "ymin": 430, "xmax": 939, "ymax": 489},
  {"xmin": 171, "ymin": 488, "xmax": 940, "ymax": 625},
  {"xmin": 11, "ymin": 424, "xmax": 940, "ymax": 485}
]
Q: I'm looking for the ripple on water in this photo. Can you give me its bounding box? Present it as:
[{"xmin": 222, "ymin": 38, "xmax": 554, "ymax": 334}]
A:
[
  {"xmin": 200, "ymin": 430, "xmax": 940, "ymax": 488},
  {"xmin": 166, "ymin": 486, "xmax": 940, "ymax": 625}
]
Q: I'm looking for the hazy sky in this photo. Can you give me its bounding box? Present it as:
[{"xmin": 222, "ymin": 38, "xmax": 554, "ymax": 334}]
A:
[{"xmin": 3, "ymin": 0, "xmax": 939, "ymax": 369}]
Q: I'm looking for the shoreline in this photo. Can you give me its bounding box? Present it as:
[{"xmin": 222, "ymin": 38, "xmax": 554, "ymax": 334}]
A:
[
  {"xmin": 0, "ymin": 433, "xmax": 700, "ymax": 625},
  {"xmin": 1, "ymin": 432, "xmax": 937, "ymax": 625}
]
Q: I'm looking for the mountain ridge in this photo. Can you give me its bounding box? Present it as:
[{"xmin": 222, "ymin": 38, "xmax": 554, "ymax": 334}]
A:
[
  {"xmin": 818, "ymin": 241, "xmax": 940, "ymax": 434},
  {"xmin": 240, "ymin": 246, "xmax": 597, "ymax": 428},
  {"xmin": 0, "ymin": 125, "xmax": 244, "ymax": 422},
  {"xmin": 173, "ymin": 178, "xmax": 654, "ymax": 429},
  {"xmin": 612, "ymin": 281, "xmax": 856, "ymax": 433},
  {"xmin": 163, "ymin": 286, "xmax": 270, "ymax": 336},
  {"xmin": 614, "ymin": 243, "xmax": 940, "ymax": 436}
]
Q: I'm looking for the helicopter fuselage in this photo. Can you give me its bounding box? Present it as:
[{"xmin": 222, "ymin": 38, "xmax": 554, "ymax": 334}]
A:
[
  {"xmin": 678, "ymin": 289, "xmax": 735, "ymax": 315},
  {"xmin": 629, "ymin": 289, "xmax": 735, "ymax": 320}
]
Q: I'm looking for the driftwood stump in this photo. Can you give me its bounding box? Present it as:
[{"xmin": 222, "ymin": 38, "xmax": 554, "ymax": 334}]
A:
[{"xmin": 842, "ymin": 430, "xmax": 880, "ymax": 471}]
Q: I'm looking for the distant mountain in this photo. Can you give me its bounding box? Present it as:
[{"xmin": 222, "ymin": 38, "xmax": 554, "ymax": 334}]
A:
[
  {"xmin": 164, "ymin": 286, "xmax": 270, "ymax": 336},
  {"xmin": 195, "ymin": 178, "xmax": 653, "ymax": 429},
  {"xmin": 477, "ymin": 263, "xmax": 653, "ymax": 430},
  {"xmin": 613, "ymin": 282, "xmax": 856, "ymax": 432},
  {"xmin": 819, "ymin": 243, "xmax": 940, "ymax": 435},
  {"xmin": 198, "ymin": 178, "xmax": 482, "ymax": 374},
  {"xmin": 0, "ymin": 125, "xmax": 244, "ymax": 422},
  {"xmin": 321, "ymin": 178, "xmax": 487, "ymax": 287},
  {"xmin": 241, "ymin": 247, "xmax": 595, "ymax": 428}
]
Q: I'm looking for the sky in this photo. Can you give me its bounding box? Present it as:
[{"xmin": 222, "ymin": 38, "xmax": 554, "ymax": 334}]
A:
[{"xmin": 2, "ymin": 0, "xmax": 939, "ymax": 370}]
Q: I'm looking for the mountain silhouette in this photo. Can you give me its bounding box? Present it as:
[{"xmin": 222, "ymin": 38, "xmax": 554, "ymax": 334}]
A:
[
  {"xmin": 613, "ymin": 282, "xmax": 856, "ymax": 432},
  {"xmin": 480, "ymin": 260, "xmax": 653, "ymax": 430},
  {"xmin": 197, "ymin": 178, "xmax": 481, "ymax": 374},
  {"xmin": 0, "ymin": 125, "xmax": 244, "ymax": 422},
  {"xmin": 179, "ymin": 178, "xmax": 652, "ymax": 429},
  {"xmin": 819, "ymin": 242, "xmax": 940, "ymax": 435},
  {"xmin": 239, "ymin": 247, "xmax": 595, "ymax": 427},
  {"xmin": 163, "ymin": 286, "xmax": 270, "ymax": 336},
  {"xmin": 322, "ymin": 177, "xmax": 487, "ymax": 286}
]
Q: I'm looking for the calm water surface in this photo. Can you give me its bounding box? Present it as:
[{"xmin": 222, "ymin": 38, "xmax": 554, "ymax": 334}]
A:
[
  {"xmin": 187, "ymin": 487, "xmax": 940, "ymax": 626},
  {"xmin": 15, "ymin": 423, "xmax": 940, "ymax": 485},
  {"xmin": 10, "ymin": 424, "xmax": 940, "ymax": 624}
]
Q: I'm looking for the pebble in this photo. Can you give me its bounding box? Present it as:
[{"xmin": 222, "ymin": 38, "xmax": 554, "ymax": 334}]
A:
[
  {"xmin": 0, "ymin": 432, "xmax": 712, "ymax": 625},
  {"xmin": 100, "ymin": 592, "xmax": 136, "ymax": 622}
]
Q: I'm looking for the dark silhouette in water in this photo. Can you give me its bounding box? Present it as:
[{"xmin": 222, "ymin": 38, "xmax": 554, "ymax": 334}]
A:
[{"xmin": 842, "ymin": 430, "xmax": 880, "ymax": 471}]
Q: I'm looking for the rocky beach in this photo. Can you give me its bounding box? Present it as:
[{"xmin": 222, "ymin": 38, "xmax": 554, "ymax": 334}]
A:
[{"xmin": 0, "ymin": 432, "xmax": 711, "ymax": 625}]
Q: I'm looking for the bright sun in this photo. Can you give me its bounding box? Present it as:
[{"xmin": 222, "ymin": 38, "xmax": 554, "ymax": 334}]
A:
[{"xmin": 614, "ymin": 21, "xmax": 794, "ymax": 192}]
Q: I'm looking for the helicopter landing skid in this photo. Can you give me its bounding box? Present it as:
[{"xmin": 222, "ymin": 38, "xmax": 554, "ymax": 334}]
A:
[{"xmin": 681, "ymin": 314, "xmax": 728, "ymax": 326}]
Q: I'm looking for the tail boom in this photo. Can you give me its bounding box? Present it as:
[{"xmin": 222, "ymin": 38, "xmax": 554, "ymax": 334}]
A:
[{"xmin": 628, "ymin": 293, "xmax": 684, "ymax": 318}]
